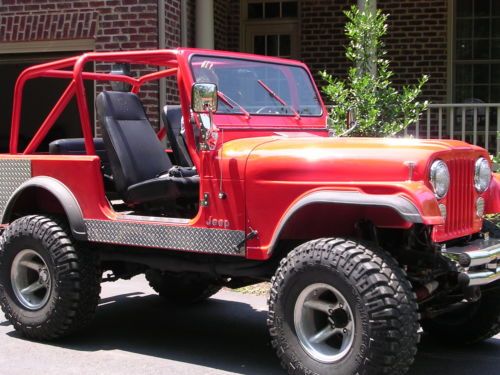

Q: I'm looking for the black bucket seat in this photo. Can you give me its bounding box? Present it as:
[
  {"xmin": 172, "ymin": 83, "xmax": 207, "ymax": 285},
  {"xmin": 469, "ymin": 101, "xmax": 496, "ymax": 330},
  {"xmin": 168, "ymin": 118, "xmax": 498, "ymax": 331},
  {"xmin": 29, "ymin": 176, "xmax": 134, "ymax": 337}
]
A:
[
  {"xmin": 161, "ymin": 105, "xmax": 193, "ymax": 167},
  {"xmin": 96, "ymin": 91, "xmax": 199, "ymax": 206}
]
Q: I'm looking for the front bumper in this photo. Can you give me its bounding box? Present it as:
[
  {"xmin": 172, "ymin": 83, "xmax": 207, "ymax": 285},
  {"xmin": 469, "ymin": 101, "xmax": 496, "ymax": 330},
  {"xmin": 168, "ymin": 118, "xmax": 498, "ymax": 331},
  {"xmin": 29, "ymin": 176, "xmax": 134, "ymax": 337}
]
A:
[{"xmin": 443, "ymin": 237, "xmax": 500, "ymax": 286}]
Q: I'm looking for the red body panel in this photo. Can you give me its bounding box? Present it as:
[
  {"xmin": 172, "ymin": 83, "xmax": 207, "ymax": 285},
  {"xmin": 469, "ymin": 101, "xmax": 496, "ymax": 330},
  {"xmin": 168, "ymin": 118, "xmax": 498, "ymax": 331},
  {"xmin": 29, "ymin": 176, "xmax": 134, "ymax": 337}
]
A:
[
  {"xmin": 1, "ymin": 48, "xmax": 498, "ymax": 260},
  {"xmin": 29, "ymin": 154, "xmax": 248, "ymax": 233},
  {"xmin": 31, "ymin": 156, "xmax": 112, "ymax": 220},
  {"xmin": 486, "ymin": 173, "xmax": 500, "ymax": 214},
  {"xmin": 235, "ymin": 137, "xmax": 492, "ymax": 258}
]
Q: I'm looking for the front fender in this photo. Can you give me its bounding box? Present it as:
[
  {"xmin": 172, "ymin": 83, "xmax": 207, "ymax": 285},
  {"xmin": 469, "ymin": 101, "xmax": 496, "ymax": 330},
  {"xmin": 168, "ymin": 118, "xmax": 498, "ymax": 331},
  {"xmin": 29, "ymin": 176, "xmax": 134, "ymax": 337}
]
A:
[
  {"xmin": 259, "ymin": 183, "xmax": 443, "ymax": 258},
  {"xmin": 1, "ymin": 176, "xmax": 87, "ymax": 240}
]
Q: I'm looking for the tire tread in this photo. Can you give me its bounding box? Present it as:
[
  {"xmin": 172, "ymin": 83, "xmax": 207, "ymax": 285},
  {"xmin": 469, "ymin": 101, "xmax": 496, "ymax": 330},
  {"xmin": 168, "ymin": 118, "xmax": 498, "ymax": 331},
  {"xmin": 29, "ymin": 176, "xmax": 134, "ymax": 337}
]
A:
[
  {"xmin": 0, "ymin": 215, "xmax": 101, "ymax": 340},
  {"xmin": 267, "ymin": 238, "xmax": 420, "ymax": 375}
]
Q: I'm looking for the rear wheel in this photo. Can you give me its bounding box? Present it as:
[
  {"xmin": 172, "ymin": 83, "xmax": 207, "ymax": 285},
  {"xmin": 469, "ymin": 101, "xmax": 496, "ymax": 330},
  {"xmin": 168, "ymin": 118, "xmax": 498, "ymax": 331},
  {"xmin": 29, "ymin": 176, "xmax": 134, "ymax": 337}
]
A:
[
  {"xmin": 483, "ymin": 219, "xmax": 500, "ymax": 238},
  {"xmin": 422, "ymin": 287, "xmax": 500, "ymax": 345},
  {"xmin": 268, "ymin": 238, "xmax": 420, "ymax": 375},
  {"xmin": 0, "ymin": 215, "xmax": 101, "ymax": 340},
  {"xmin": 420, "ymin": 219, "xmax": 500, "ymax": 344},
  {"xmin": 146, "ymin": 271, "xmax": 221, "ymax": 304}
]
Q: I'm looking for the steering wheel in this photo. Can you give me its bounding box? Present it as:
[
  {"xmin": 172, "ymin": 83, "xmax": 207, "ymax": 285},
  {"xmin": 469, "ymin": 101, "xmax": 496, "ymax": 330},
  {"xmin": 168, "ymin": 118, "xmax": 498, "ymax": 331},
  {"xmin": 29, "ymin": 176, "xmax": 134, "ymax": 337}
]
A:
[{"xmin": 256, "ymin": 106, "xmax": 282, "ymax": 115}]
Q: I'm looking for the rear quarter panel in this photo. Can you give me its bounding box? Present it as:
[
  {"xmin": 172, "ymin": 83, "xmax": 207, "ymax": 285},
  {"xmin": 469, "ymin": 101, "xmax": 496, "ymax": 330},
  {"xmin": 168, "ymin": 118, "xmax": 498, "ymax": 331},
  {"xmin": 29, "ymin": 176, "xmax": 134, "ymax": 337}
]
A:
[{"xmin": 0, "ymin": 155, "xmax": 112, "ymax": 221}]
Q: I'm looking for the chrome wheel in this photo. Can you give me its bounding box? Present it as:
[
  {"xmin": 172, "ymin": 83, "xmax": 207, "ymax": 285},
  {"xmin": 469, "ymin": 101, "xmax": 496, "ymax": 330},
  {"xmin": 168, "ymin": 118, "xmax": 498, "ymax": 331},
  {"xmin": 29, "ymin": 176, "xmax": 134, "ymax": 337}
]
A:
[
  {"xmin": 294, "ymin": 283, "xmax": 355, "ymax": 363},
  {"xmin": 10, "ymin": 249, "xmax": 52, "ymax": 310}
]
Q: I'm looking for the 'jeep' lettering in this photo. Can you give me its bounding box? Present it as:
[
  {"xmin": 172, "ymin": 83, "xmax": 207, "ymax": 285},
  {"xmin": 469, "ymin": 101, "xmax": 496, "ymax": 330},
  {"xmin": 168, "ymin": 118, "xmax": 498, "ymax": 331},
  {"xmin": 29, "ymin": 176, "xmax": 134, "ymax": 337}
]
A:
[{"xmin": 206, "ymin": 216, "xmax": 230, "ymax": 229}]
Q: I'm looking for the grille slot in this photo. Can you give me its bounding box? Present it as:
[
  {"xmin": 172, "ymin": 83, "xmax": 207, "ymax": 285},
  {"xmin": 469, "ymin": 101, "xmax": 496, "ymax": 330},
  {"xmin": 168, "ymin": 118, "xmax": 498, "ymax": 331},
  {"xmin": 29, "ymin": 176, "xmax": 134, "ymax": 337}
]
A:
[{"xmin": 444, "ymin": 158, "xmax": 475, "ymax": 237}]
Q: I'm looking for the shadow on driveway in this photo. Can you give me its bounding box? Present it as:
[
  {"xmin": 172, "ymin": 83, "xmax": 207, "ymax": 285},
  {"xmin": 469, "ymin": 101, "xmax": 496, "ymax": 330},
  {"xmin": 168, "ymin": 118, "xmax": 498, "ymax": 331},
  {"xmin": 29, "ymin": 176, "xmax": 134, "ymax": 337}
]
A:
[
  {"xmin": 8, "ymin": 291, "xmax": 282, "ymax": 375},
  {"xmin": 6, "ymin": 291, "xmax": 500, "ymax": 375}
]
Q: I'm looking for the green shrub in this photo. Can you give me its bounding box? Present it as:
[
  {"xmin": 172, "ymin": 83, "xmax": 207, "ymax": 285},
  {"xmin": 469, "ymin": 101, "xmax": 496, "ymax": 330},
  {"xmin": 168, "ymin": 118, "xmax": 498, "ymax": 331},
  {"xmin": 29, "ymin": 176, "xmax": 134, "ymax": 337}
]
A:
[{"xmin": 321, "ymin": 0, "xmax": 429, "ymax": 137}]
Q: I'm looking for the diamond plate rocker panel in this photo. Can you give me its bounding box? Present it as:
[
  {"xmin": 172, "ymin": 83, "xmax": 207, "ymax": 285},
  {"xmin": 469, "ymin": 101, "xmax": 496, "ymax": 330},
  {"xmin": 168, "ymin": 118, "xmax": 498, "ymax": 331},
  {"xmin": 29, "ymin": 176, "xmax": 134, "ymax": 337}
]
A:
[
  {"xmin": 0, "ymin": 160, "xmax": 31, "ymax": 218},
  {"xmin": 85, "ymin": 219, "xmax": 246, "ymax": 255}
]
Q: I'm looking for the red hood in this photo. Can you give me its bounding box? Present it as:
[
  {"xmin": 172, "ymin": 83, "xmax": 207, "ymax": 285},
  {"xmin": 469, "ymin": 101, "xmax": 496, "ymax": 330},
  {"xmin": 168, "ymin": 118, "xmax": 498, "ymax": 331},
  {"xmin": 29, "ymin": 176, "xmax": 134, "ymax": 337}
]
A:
[{"xmin": 220, "ymin": 136, "xmax": 488, "ymax": 184}]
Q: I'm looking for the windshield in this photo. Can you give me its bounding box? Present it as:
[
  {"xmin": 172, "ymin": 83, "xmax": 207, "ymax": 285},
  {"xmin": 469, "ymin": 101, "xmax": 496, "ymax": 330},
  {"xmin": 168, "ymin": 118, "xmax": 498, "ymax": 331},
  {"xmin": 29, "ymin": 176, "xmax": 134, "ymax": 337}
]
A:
[{"xmin": 190, "ymin": 56, "xmax": 323, "ymax": 117}]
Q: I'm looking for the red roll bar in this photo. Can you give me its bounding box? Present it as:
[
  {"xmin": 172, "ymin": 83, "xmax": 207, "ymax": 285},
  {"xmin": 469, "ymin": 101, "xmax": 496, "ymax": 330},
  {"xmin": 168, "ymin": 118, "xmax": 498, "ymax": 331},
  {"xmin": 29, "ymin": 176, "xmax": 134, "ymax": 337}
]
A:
[{"xmin": 9, "ymin": 50, "xmax": 183, "ymax": 157}]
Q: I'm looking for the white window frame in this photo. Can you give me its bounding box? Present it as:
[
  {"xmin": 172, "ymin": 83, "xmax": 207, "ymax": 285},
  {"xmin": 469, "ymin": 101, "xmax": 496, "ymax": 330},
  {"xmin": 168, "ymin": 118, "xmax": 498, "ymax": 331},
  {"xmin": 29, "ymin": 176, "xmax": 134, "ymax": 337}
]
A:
[{"xmin": 240, "ymin": 0, "xmax": 301, "ymax": 58}]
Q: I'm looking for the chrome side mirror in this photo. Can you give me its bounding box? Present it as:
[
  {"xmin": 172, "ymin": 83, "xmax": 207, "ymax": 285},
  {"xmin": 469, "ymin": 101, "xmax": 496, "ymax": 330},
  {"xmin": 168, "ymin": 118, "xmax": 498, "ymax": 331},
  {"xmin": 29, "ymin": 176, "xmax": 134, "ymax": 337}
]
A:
[{"xmin": 191, "ymin": 83, "xmax": 218, "ymax": 113}]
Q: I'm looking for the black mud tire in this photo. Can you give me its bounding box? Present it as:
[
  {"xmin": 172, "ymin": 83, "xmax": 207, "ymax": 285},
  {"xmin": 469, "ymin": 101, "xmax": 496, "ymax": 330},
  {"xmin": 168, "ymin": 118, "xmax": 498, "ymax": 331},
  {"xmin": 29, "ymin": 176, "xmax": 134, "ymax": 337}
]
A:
[
  {"xmin": 267, "ymin": 238, "xmax": 420, "ymax": 375},
  {"xmin": 0, "ymin": 215, "xmax": 101, "ymax": 340},
  {"xmin": 146, "ymin": 271, "xmax": 222, "ymax": 304},
  {"xmin": 421, "ymin": 286, "xmax": 500, "ymax": 345}
]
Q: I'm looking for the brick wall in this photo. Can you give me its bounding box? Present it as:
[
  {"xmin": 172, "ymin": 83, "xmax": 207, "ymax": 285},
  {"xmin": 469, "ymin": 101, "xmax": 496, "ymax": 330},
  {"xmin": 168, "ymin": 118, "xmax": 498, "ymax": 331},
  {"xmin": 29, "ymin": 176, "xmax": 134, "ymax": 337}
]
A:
[
  {"xmin": 185, "ymin": 0, "xmax": 194, "ymax": 47},
  {"xmin": 163, "ymin": 0, "xmax": 182, "ymax": 104},
  {"xmin": 379, "ymin": 0, "xmax": 448, "ymax": 103},
  {"xmin": 214, "ymin": 0, "xmax": 228, "ymax": 50},
  {"xmin": 300, "ymin": 0, "xmax": 351, "ymax": 92},
  {"xmin": 300, "ymin": 0, "xmax": 448, "ymax": 104},
  {"xmin": 187, "ymin": 0, "xmax": 239, "ymax": 52},
  {"xmin": 226, "ymin": 0, "xmax": 240, "ymax": 52},
  {"xmin": 0, "ymin": 0, "xmax": 185, "ymax": 132},
  {"xmin": 0, "ymin": 0, "xmax": 450, "ymax": 130},
  {"xmin": 93, "ymin": 0, "xmax": 160, "ymax": 131},
  {"xmin": 0, "ymin": 11, "xmax": 99, "ymax": 41},
  {"xmin": 213, "ymin": 0, "xmax": 240, "ymax": 52}
]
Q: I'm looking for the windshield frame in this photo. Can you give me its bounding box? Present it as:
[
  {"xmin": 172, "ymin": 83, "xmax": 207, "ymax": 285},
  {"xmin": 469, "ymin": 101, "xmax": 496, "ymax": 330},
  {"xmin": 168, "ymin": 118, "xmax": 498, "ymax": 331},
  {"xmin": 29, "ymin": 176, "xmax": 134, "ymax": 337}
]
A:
[{"xmin": 188, "ymin": 54, "xmax": 324, "ymax": 119}]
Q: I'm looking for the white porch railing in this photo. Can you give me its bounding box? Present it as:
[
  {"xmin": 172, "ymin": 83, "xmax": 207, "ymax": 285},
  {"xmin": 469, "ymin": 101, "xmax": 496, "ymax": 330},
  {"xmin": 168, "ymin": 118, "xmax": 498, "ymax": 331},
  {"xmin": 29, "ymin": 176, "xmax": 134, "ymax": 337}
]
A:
[
  {"xmin": 406, "ymin": 103, "xmax": 500, "ymax": 156},
  {"xmin": 325, "ymin": 103, "xmax": 500, "ymax": 156}
]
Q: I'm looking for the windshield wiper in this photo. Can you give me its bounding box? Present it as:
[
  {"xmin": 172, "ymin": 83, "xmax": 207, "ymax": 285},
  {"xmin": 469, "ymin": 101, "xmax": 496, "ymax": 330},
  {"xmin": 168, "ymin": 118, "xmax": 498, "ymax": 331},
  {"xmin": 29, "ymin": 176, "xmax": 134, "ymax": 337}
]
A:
[
  {"xmin": 217, "ymin": 91, "xmax": 250, "ymax": 119},
  {"xmin": 257, "ymin": 79, "xmax": 300, "ymax": 119}
]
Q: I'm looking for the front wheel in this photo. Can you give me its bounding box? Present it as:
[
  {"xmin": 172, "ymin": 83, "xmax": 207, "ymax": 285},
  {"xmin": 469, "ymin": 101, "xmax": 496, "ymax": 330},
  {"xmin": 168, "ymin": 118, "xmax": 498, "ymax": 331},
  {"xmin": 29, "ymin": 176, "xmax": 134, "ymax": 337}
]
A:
[{"xmin": 267, "ymin": 238, "xmax": 420, "ymax": 375}]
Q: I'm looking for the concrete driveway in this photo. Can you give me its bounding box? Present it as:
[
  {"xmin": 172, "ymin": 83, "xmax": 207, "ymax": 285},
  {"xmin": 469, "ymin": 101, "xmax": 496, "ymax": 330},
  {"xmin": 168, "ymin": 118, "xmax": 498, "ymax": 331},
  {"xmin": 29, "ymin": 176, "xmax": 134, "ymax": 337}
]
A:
[{"xmin": 0, "ymin": 275, "xmax": 498, "ymax": 375}]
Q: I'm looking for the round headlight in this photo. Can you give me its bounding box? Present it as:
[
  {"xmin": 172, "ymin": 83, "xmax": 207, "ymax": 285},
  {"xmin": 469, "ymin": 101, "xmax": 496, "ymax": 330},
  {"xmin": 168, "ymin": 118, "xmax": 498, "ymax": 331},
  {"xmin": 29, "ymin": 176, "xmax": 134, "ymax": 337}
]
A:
[
  {"xmin": 474, "ymin": 157, "xmax": 492, "ymax": 193},
  {"xmin": 430, "ymin": 160, "xmax": 450, "ymax": 199}
]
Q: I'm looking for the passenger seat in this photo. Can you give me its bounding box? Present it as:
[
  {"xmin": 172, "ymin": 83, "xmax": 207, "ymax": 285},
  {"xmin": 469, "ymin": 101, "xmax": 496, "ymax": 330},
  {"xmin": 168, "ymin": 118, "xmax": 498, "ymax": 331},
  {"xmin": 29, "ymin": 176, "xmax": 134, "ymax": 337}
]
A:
[{"xmin": 161, "ymin": 105, "xmax": 193, "ymax": 167}]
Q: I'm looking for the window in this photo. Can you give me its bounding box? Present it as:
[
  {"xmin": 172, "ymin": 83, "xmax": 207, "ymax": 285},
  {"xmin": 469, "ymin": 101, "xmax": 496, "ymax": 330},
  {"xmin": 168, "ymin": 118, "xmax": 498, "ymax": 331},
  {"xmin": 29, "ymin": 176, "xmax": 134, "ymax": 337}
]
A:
[
  {"xmin": 254, "ymin": 34, "xmax": 291, "ymax": 57},
  {"xmin": 454, "ymin": 0, "xmax": 500, "ymax": 103},
  {"xmin": 190, "ymin": 56, "xmax": 322, "ymax": 117},
  {"xmin": 242, "ymin": 1, "xmax": 300, "ymax": 59},
  {"xmin": 247, "ymin": 1, "xmax": 298, "ymax": 19},
  {"xmin": 453, "ymin": 0, "xmax": 500, "ymax": 153}
]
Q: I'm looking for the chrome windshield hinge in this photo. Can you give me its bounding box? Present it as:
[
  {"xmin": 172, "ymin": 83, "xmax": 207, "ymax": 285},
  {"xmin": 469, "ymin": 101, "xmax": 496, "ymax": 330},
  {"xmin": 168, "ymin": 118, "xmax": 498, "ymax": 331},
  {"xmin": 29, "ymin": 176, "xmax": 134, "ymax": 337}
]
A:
[{"xmin": 200, "ymin": 193, "xmax": 209, "ymax": 207}]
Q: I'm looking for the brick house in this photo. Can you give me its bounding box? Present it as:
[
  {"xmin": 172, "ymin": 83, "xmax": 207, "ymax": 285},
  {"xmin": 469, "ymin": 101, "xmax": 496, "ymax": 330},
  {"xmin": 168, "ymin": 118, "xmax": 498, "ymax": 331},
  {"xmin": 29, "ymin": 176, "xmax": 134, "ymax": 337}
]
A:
[{"xmin": 0, "ymin": 1, "xmax": 498, "ymax": 154}]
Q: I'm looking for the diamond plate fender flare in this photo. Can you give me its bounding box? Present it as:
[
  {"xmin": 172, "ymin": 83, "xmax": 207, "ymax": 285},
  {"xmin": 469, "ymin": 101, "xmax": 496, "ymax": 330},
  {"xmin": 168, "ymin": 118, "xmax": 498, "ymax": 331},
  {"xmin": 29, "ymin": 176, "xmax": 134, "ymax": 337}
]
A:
[
  {"xmin": 1, "ymin": 176, "xmax": 87, "ymax": 241},
  {"xmin": 268, "ymin": 190, "xmax": 424, "ymax": 255}
]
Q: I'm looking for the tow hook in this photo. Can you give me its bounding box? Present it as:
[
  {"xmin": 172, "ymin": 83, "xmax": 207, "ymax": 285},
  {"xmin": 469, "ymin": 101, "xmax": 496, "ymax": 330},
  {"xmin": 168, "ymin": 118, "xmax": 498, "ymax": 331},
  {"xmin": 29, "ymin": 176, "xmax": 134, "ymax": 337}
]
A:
[
  {"xmin": 415, "ymin": 281, "xmax": 439, "ymax": 301},
  {"xmin": 463, "ymin": 286, "xmax": 481, "ymax": 302}
]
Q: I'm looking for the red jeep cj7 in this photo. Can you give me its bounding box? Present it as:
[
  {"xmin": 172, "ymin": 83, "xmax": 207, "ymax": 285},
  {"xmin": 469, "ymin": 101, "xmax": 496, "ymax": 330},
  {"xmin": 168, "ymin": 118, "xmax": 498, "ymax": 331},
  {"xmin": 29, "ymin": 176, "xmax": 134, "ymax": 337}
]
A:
[{"xmin": 0, "ymin": 49, "xmax": 498, "ymax": 375}]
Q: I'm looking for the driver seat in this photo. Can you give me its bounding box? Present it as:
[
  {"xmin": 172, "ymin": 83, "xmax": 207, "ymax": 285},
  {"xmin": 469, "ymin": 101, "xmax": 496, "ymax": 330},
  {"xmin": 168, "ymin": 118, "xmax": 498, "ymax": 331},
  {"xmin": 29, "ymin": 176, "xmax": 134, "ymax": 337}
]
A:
[{"xmin": 96, "ymin": 91, "xmax": 199, "ymax": 207}]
